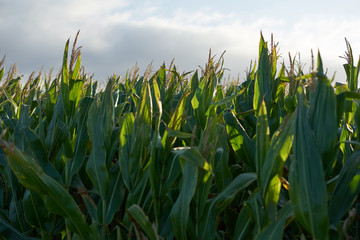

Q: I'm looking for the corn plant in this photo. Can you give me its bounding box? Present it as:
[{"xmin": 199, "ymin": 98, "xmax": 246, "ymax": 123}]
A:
[{"xmin": 1, "ymin": 32, "xmax": 360, "ymax": 239}]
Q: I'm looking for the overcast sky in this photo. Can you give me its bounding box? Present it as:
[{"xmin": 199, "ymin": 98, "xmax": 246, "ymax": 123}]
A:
[{"xmin": 1, "ymin": 0, "xmax": 360, "ymax": 83}]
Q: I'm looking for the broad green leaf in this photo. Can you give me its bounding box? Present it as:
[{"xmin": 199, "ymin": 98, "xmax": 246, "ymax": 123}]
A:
[
  {"xmin": 214, "ymin": 126, "xmax": 232, "ymax": 192},
  {"xmin": 21, "ymin": 127, "xmax": 61, "ymax": 182},
  {"xmin": 260, "ymin": 114, "xmax": 294, "ymax": 219},
  {"xmin": 100, "ymin": 79, "xmax": 115, "ymax": 152},
  {"xmin": 255, "ymin": 202, "xmax": 294, "ymax": 240},
  {"xmin": 170, "ymin": 160, "xmax": 197, "ymax": 240},
  {"xmin": 317, "ymin": 51, "xmax": 324, "ymax": 75},
  {"xmin": 2, "ymin": 88, "xmax": 19, "ymax": 118},
  {"xmin": 309, "ymin": 77, "xmax": 337, "ymax": 175},
  {"xmin": 68, "ymin": 97, "xmax": 93, "ymax": 184},
  {"xmin": 247, "ymin": 193, "xmax": 266, "ymax": 234},
  {"xmin": 200, "ymin": 173, "xmax": 257, "ymax": 240},
  {"xmin": 329, "ymin": 151, "xmax": 360, "ymax": 226},
  {"xmin": 106, "ymin": 164, "xmax": 124, "ymax": 225},
  {"xmin": 149, "ymin": 76, "xmax": 163, "ymax": 228},
  {"xmin": 233, "ymin": 205, "xmax": 253, "ymax": 240},
  {"xmin": 224, "ymin": 111, "xmax": 255, "ymax": 171},
  {"xmin": 253, "ymin": 33, "xmax": 272, "ymax": 111},
  {"xmin": 162, "ymin": 93, "xmax": 186, "ymax": 150},
  {"xmin": 23, "ymin": 190, "xmax": 51, "ymax": 232},
  {"xmin": 70, "ymin": 51, "xmax": 81, "ymax": 80},
  {"xmin": 167, "ymin": 130, "xmax": 192, "ymax": 139},
  {"xmin": 172, "ymin": 147, "xmax": 212, "ymax": 173},
  {"xmin": 256, "ymin": 100, "xmax": 270, "ymax": 190},
  {"xmin": 125, "ymin": 169, "xmax": 149, "ymax": 208},
  {"xmin": 69, "ymin": 79, "xmax": 84, "ymax": 113},
  {"xmin": 60, "ymin": 39, "xmax": 70, "ymax": 118},
  {"xmin": 86, "ymin": 99, "xmax": 109, "ymax": 202},
  {"xmin": 0, "ymin": 139, "xmax": 97, "ymax": 239},
  {"xmin": 127, "ymin": 204, "xmax": 159, "ymax": 240},
  {"xmin": 119, "ymin": 113, "xmax": 135, "ymax": 190},
  {"xmin": 289, "ymin": 87, "xmax": 329, "ymax": 240},
  {"xmin": 129, "ymin": 80, "xmax": 152, "ymax": 185},
  {"xmin": 0, "ymin": 211, "xmax": 29, "ymax": 240}
]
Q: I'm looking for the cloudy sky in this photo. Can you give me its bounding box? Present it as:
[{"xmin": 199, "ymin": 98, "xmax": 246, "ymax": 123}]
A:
[{"xmin": 1, "ymin": 0, "xmax": 360, "ymax": 83}]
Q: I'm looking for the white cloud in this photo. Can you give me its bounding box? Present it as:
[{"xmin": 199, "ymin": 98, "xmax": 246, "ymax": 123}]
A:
[{"xmin": 1, "ymin": 0, "xmax": 359, "ymax": 83}]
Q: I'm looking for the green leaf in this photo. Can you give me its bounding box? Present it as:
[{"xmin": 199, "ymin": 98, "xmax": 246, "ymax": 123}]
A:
[
  {"xmin": 127, "ymin": 204, "xmax": 159, "ymax": 240},
  {"xmin": 167, "ymin": 130, "xmax": 192, "ymax": 139},
  {"xmin": 162, "ymin": 93, "xmax": 186, "ymax": 150},
  {"xmin": 60, "ymin": 39, "xmax": 70, "ymax": 117},
  {"xmin": 0, "ymin": 139, "xmax": 97, "ymax": 239},
  {"xmin": 129, "ymin": 80, "xmax": 152, "ymax": 185},
  {"xmin": 172, "ymin": 147, "xmax": 212, "ymax": 173},
  {"xmin": 170, "ymin": 160, "xmax": 197, "ymax": 240},
  {"xmin": 21, "ymin": 127, "xmax": 61, "ymax": 182},
  {"xmin": 260, "ymin": 115, "xmax": 294, "ymax": 219},
  {"xmin": 256, "ymin": 100, "xmax": 270, "ymax": 190},
  {"xmin": 119, "ymin": 113, "xmax": 135, "ymax": 190},
  {"xmin": 23, "ymin": 190, "xmax": 51, "ymax": 232},
  {"xmin": 68, "ymin": 97, "xmax": 93, "ymax": 184},
  {"xmin": 309, "ymin": 77, "xmax": 337, "ymax": 175},
  {"xmin": 224, "ymin": 111, "xmax": 255, "ymax": 171},
  {"xmin": 200, "ymin": 173, "xmax": 257, "ymax": 239},
  {"xmin": 247, "ymin": 193, "xmax": 266, "ymax": 234},
  {"xmin": 69, "ymin": 79, "xmax": 84, "ymax": 113},
  {"xmin": 100, "ymin": 79, "xmax": 115, "ymax": 152},
  {"xmin": 233, "ymin": 205, "xmax": 253, "ymax": 240},
  {"xmin": 253, "ymin": 33, "xmax": 272, "ymax": 111},
  {"xmin": 255, "ymin": 202, "xmax": 294, "ymax": 240},
  {"xmin": 86, "ymin": 99, "xmax": 109, "ymax": 202},
  {"xmin": 106, "ymin": 164, "xmax": 124, "ymax": 225},
  {"xmin": 289, "ymin": 87, "xmax": 329, "ymax": 240},
  {"xmin": 0, "ymin": 210, "xmax": 29, "ymax": 240},
  {"xmin": 70, "ymin": 51, "xmax": 81, "ymax": 80},
  {"xmin": 2, "ymin": 88, "xmax": 19, "ymax": 118},
  {"xmin": 214, "ymin": 127, "xmax": 232, "ymax": 192},
  {"xmin": 329, "ymin": 150, "xmax": 360, "ymax": 226}
]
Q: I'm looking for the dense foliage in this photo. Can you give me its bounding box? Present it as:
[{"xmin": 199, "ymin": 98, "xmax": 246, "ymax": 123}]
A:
[{"xmin": 1, "ymin": 33, "xmax": 360, "ymax": 239}]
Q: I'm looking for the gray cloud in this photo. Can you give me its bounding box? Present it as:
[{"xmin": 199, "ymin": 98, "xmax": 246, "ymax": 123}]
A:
[{"xmin": 1, "ymin": 0, "xmax": 360, "ymax": 83}]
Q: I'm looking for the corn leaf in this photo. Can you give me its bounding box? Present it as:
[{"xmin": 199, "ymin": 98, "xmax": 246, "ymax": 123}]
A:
[
  {"xmin": 260, "ymin": 114, "xmax": 294, "ymax": 219},
  {"xmin": 60, "ymin": 39, "xmax": 70, "ymax": 118},
  {"xmin": 127, "ymin": 204, "xmax": 159, "ymax": 240},
  {"xmin": 309, "ymin": 68, "xmax": 337, "ymax": 175},
  {"xmin": 68, "ymin": 97, "xmax": 93, "ymax": 184},
  {"xmin": 0, "ymin": 139, "xmax": 96, "ymax": 239},
  {"xmin": 224, "ymin": 111, "xmax": 255, "ymax": 171},
  {"xmin": 329, "ymin": 150, "xmax": 360, "ymax": 226},
  {"xmin": 255, "ymin": 202, "xmax": 294, "ymax": 240},
  {"xmin": 23, "ymin": 190, "xmax": 51, "ymax": 233},
  {"xmin": 200, "ymin": 172, "xmax": 257, "ymax": 240},
  {"xmin": 253, "ymin": 33, "xmax": 272, "ymax": 111},
  {"xmin": 289, "ymin": 87, "xmax": 329, "ymax": 240},
  {"xmin": 233, "ymin": 205, "xmax": 253, "ymax": 240},
  {"xmin": 21, "ymin": 127, "xmax": 61, "ymax": 182},
  {"xmin": 119, "ymin": 113, "xmax": 135, "ymax": 190},
  {"xmin": 106, "ymin": 164, "xmax": 124, "ymax": 225},
  {"xmin": 170, "ymin": 160, "xmax": 197, "ymax": 240},
  {"xmin": 247, "ymin": 193, "xmax": 266, "ymax": 234},
  {"xmin": 256, "ymin": 100, "xmax": 270, "ymax": 190},
  {"xmin": 86, "ymin": 99, "xmax": 109, "ymax": 202},
  {"xmin": 172, "ymin": 147, "xmax": 211, "ymax": 173}
]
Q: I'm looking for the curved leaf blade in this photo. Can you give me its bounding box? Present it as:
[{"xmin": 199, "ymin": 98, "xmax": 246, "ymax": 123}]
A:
[
  {"xmin": 289, "ymin": 87, "xmax": 329, "ymax": 240},
  {"xmin": 127, "ymin": 204, "xmax": 158, "ymax": 240},
  {"xmin": 0, "ymin": 139, "xmax": 96, "ymax": 239}
]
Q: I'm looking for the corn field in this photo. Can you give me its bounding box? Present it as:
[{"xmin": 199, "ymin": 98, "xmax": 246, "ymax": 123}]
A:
[{"xmin": 1, "ymin": 33, "xmax": 360, "ymax": 239}]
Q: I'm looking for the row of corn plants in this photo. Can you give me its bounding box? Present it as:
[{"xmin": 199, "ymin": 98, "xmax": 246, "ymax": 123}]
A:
[{"xmin": 1, "ymin": 33, "xmax": 360, "ymax": 239}]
